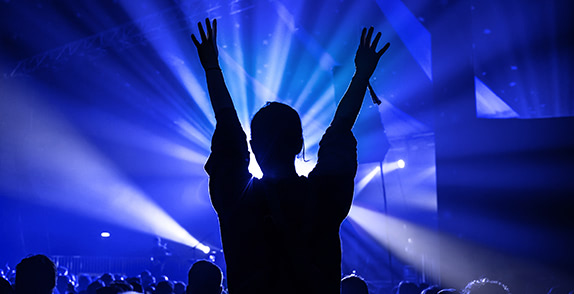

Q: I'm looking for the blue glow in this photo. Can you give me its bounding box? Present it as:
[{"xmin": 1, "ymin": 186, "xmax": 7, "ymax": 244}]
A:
[
  {"xmin": 0, "ymin": 0, "xmax": 443, "ymax": 287},
  {"xmin": 0, "ymin": 83, "xmax": 211, "ymax": 252}
]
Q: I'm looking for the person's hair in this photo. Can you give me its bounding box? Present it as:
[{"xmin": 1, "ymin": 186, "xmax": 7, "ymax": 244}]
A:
[
  {"xmin": 341, "ymin": 274, "xmax": 369, "ymax": 294},
  {"xmin": 462, "ymin": 278, "xmax": 511, "ymax": 294},
  {"xmin": 15, "ymin": 254, "xmax": 57, "ymax": 294},
  {"xmin": 251, "ymin": 102, "xmax": 303, "ymax": 157},
  {"xmin": 187, "ymin": 260, "xmax": 222, "ymax": 294}
]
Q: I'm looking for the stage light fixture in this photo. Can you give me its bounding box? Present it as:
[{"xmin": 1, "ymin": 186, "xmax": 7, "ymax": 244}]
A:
[{"xmin": 397, "ymin": 159, "xmax": 406, "ymax": 169}]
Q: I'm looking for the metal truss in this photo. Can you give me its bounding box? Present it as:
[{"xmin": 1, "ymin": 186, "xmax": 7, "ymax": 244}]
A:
[{"xmin": 8, "ymin": 0, "xmax": 254, "ymax": 78}]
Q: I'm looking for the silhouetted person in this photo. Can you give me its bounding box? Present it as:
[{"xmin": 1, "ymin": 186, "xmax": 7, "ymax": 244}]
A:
[
  {"xmin": 87, "ymin": 280, "xmax": 104, "ymax": 294},
  {"xmin": 15, "ymin": 254, "xmax": 56, "ymax": 294},
  {"xmin": 173, "ymin": 282, "xmax": 186, "ymax": 294},
  {"xmin": 192, "ymin": 18, "xmax": 389, "ymax": 294},
  {"xmin": 397, "ymin": 281, "xmax": 420, "ymax": 294},
  {"xmin": 140, "ymin": 270, "xmax": 155, "ymax": 290},
  {"xmin": 422, "ymin": 285, "xmax": 442, "ymax": 294},
  {"xmin": 0, "ymin": 276, "xmax": 13, "ymax": 294},
  {"xmin": 438, "ymin": 289, "xmax": 460, "ymax": 294},
  {"xmin": 77, "ymin": 274, "xmax": 92, "ymax": 294},
  {"xmin": 57, "ymin": 275, "xmax": 71, "ymax": 294},
  {"xmin": 186, "ymin": 260, "xmax": 222, "ymax": 294},
  {"xmin": 462, "ymin": 278, "xmax": 510, "ymax": 294},
  {"xmin": 95, "ymin": 286, "xmax": 121, "ymax": 294},
  {"xmin": 341, "ymin": 275, "xmax": 369, "ymax": 294},
  {"xmin": 156, "ymin": 281, "xmax": 174, "ymax": 294},
  {"xmin": 125, "ymin": 277, "xmax": 143, "ymax": 293},
  {"xmin": 110, "ymin": 280, "xmax": 133, "ymax": 293},
  {"xmin": 99, "ymin": 273, "xmax": 114, "ymax": 287}
]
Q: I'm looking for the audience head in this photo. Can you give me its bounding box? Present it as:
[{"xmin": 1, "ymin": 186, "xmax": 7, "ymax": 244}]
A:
[
  {"xmin": 140, "ymin": 270, "xmax": 155, "ymax": 288},
  {"xmin": 15, "ymin": 254, "xmax": 56, "ymax": 294},
  {"xmin": 186, "ymin": 260, "xmax": 222, "ymax": 294},
  {"xmin": 78, "ymin": 274, "xmax": 93, "ymax": 292},
  {"xmin": 87, "ymin": 280, "xmax": 105, "ymax": 294},
  {"xmin": 341, "ymin": 274, "xmax": 369, "ymax": 294},
  {"xmin": 250, "ymin": 102, "xmax": 303, "ymax": 172},
  {"xmin": 96, "ymin": 286, "xmax": 122, "ymax": 294},
  {"xmin": 174, "ymin": 282, "xmax": 186, "ymax": 294},
  {"xmin": 156, "ymin": 280, "xmax": 174, "ymax": 294},
  {"xmin": 422, "ymin": 285, "xmax": 441, "ymax": 294},
  {"xmin": 438, "ymin": 289, "xmax": 460, "ymax": 294},
  {"xmin": 462, "ymin": 278, "xmax": 510, "ymax": 294},
  {"xmin": 110, "ymin": 280, "xmax": 133, "ymax": 292},
  {"xmin": 397, "ymin": 281, "xmax": 419, "ymax": 294},
  {"xmin": 99, "ymin": 273, "xmax": 114, "ymax": 287},
  {"xmin": 126, "ymin": 277, "xmax": 143, "ymax": 293},
  {"xmin": 57, "ymin": 274, "xmax": 71, "ymax": 294},
  {"xmin": 547, "ymin": 286, "xmax": 572, "ymax": 294}
]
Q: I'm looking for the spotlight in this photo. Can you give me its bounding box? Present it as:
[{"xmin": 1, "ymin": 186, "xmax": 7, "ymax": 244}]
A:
[
  {"xmin": 196, "ymin": 243, "xmax": 210, "ymax": 254},
  {"xmin": 397, "ymin": 159, "xmax": 406, "ymax": 169},
  {"xmin": 101, "ymin": 232, "xmax": 111, "ymax": 238}
]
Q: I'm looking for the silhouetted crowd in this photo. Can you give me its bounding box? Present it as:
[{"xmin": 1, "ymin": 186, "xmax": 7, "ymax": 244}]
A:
[{"xmin": 2, "ymin": 254, "xmax": 571, "ymax": 294}]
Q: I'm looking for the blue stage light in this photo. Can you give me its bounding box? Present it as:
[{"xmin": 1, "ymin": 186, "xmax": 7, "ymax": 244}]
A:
[{"xmin": 101, "ymin": 232, "xmax": 111, "ymax": 238}]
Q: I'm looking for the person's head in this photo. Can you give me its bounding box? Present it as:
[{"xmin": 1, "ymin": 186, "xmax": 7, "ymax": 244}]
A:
[
  {"xmin": 397, "ymin": 281, "xmax": 419, "ymax": 294},
  {"xmin": 341, "ymin": 274, "xmax": 369, "ymax": 294},
  {"xmin": 156, "ymin": 280, "xmax": 174, "ymax": 294},
  {"xmin": 174, "ymin": 282, "xmax": 186, "ymax": 294},
  {"xmin": 462, "ymin": 278, "xmax": 510, "ymax": 294},
  {"xmin": 422, "ymin": 285, "xmax": 442, "ymax": 294},
  {"xmin": 99, "ymin": 273, "xmax": 114, "ymax": 287},
  {"xmin": 87, "ymin": 280, "xmax": 105, "ymax": 294},
  {"xmin": 15, "ymin": 254, "xmax": 56, "ymax": 294},
  {"xmin": 186, "ymin": 260, "xmax": 222, "ymax": 294},
  {"xmin": 140, "ymin": 270, "xmax": 155, "ymax": 288},
  {"xmin": 438, "ymin": 289, "xmax": 460, "ymax": 294},
  {"xmin": 56, "ymin": 275, "xmax": 71, "ymax": 293},
  {"xmin": 110, "ymin": 280, "xmax": 133, "ymax": 293},
  {"xmin": 250, "ymin": 102, "xmax": 303, "ymax": 176},
  {"xmin": 78, "ymin": 274, "xmax": 92, "ymax": 291},
  {"xmin": 126, "ymin": 277, "xmax": 142, "ymax": 293}
]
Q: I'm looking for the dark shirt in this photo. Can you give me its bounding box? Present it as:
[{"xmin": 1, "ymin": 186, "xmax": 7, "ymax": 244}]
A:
[{"xmin": 205, "ymin": 107, "xmax": 357, "ymax": 294}]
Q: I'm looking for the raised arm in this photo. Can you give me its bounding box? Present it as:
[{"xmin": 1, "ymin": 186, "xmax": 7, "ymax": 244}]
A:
[
  {"xmin": 331, "ymin": 27, "xmax": 390, "ymax": 130},
  {"xmin": 191, "ymin": 18, "xmax": 234, "ymax": 113}
]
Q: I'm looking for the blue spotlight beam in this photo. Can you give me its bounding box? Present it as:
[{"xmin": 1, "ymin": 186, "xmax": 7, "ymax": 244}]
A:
[
  {"xmin": 375, "ymin": 0, "xmax": 432, "ymax": 81},
  {"xmin": 0, "ymin": 82, "xmax": 213, "ymax": 253},
  {"xmin": 270, "ymin": 0, "xmax": 339, "ymax": 71}
]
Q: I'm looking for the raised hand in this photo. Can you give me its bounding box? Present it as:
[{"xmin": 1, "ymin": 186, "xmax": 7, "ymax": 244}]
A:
[
  {"xmin": 354, "ymin": 27, "xmax": 390, "ymax": 80},
  {"xmin": 191, "ymin": 18, "xmax": 220, "ymax": 71},
  {"xmin": 331, "ymin": 27, "xmax": 390, "ymax": 129}
]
